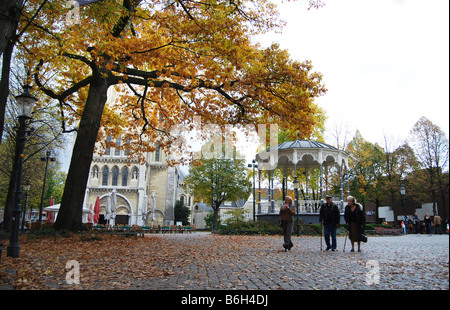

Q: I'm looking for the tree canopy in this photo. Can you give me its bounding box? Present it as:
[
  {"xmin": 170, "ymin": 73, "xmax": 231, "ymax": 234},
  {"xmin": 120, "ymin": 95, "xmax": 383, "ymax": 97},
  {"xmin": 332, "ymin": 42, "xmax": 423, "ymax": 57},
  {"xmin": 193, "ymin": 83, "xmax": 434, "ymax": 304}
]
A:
[
  {"xmin": 12, "ymin": 0, "xmax": 327, "ymax": 231},
  {"xmin": 184, "ymin": 156, "xmax": 251, "ymax": 230}
]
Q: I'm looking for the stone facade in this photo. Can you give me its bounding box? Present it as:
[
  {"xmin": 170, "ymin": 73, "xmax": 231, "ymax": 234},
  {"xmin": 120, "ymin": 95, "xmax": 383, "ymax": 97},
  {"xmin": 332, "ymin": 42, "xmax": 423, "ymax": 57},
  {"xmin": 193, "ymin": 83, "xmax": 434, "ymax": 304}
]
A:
[{"xmin": 83, "ymin": 137, "xmax": 180, "ymax": 226}]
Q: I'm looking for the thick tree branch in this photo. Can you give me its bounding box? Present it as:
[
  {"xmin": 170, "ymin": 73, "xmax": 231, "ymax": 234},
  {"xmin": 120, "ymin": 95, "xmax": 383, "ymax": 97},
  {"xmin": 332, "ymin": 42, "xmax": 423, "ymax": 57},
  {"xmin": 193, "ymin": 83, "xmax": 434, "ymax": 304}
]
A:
[{"xmin": 34, "ymin": 59, "xmax": 93, "ymax": 100}]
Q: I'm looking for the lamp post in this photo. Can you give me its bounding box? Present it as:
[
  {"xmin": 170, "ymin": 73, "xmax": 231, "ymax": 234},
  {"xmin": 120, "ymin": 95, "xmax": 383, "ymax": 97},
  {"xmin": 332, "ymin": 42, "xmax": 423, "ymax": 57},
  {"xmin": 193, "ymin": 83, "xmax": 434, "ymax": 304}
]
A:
[
  {"xmin": 248, "ymin": 159, "xmax": 258, "ymax": 222},
  {"xmin": 212, "ymin": 193, "xmax": 217, "ymax": 230},
  {"xmin": 38, "ymin": 150, "xmax": 56, "ymax": 224},
  {"xmin": 21, "ymin": 181, "xmax": 31, "ymax": 230},
  {"xmin": 293, "ymin": 176, "xmax": 300, "ymax": 237},
  {"xmin": 7, "ymin": 85, "xmax": 37, "ymax": 258},
  {"xmin": 400, "ymin": 185, "xmax": 406, "ymax": 218}
]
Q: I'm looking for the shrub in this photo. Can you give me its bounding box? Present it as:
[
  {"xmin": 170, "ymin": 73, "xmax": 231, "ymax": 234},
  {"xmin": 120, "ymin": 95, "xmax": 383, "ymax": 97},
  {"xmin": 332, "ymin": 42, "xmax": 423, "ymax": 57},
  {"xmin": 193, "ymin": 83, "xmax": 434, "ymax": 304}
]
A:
[{"xmin": 217, "ymin": 221, "xmax": 282, "ymax": 235}]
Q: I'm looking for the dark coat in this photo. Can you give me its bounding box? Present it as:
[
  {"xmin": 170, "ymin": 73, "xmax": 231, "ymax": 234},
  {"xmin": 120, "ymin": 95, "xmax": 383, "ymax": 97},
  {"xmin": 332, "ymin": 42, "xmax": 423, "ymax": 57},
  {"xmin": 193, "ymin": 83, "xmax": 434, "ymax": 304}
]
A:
[
  {"xmin": 344, "ymin": 203, "xmax": 366, "ymax": 235},
  {"xmin": 319, "ymin": 202, "xmax": 340, "ymax": 227},
  {"xmin": 279, "ymin": 203, "xmax": 295, "ymax": 221}
]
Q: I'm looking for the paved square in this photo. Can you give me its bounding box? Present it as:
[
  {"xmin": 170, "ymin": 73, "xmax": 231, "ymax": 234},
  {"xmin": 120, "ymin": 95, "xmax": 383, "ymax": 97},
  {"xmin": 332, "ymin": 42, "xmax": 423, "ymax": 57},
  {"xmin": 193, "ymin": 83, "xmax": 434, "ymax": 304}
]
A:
[
  {"xmin": 131, "ymin": 233, "xmax": 449, "ymax": 290},
  {"xmin": 1, "ymin": 233, "xmax": 447, "ymax": 290}
]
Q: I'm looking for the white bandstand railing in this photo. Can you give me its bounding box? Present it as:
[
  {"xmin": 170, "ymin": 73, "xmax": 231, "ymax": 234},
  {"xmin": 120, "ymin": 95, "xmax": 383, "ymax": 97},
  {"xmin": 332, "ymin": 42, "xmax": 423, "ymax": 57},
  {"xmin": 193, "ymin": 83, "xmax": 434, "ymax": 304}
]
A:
[{"xmin": 257, "ymin": 199, "xmax": 345, "ymax": 214}]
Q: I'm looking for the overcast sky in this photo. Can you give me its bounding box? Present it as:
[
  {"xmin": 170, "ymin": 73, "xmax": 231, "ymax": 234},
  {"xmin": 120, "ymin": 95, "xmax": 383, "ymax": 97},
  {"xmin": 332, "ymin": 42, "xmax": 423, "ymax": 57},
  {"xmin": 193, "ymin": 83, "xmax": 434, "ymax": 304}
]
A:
[{"xmin": 257, "ymin": 0, "xmax": 449, "ymax": 147}]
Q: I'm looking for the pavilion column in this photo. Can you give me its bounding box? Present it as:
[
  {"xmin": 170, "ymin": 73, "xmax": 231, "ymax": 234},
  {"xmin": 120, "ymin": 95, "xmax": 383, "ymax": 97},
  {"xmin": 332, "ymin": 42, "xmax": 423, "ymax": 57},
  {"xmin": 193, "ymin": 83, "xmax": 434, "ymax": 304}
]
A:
[
  {"xmin": 305, "ymin": 167, "xmax": 309, "ymax": 200},
  {"xmin": 325, "ymin": 165, "xmax": 329, "ymax": 195},
  {"xmin": 339, "ymin": 163, "xmax": 344, "ymax": 208},
  {"xmin": 270, "ymin": 170, "xmax": 275, "ymax": 213},
  {"xmin": 257, "ymin": 169, "xmax": 261, "ymax": 214},
  {"xmin": 319, "ymin": 163, "xmax": 323, "ymax": 201}
]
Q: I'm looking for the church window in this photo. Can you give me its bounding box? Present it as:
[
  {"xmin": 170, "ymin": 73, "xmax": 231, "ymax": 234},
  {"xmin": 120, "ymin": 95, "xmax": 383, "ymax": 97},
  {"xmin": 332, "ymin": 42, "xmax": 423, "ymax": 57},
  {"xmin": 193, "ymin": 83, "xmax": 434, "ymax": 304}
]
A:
[
  {"xmin": 115, "ymin": 137, "xmax": 121, "ymax": 156},
  {"xmin": 112, "ymin": 166, "xmax": 119, "ymax": 186},
  {"xmin": 105, "ymin": 136, "xmax": 111, "ymax": 155},
  {"xmin": 102, "ymin": 167, "xmax": 109, "ymax": 186},
  {"xmin": 155, "ymin": 143, "xmax": 160, "ymax": 162},
  {"xmin": 122, "ymin": 167, "xmax": 128, "ymax": 186}
]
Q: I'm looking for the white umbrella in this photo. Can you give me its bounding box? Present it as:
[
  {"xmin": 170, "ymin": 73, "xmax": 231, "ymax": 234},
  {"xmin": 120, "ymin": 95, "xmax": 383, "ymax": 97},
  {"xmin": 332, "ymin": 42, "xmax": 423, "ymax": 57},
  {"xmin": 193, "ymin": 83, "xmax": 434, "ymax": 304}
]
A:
[
  {"xmin": 105, "ymin": 194, "xmax": 111, "ymax": 221},
  {"xmin": 110, "ymin": 189, "xmax": 117, "ymax": 219},
  {"xmin": 44, "ymin": 204, "xmax": 94, "ymax": 214},
  {"xmin": 44, "ymin": 204, "xmax": 94, "ymax": 223}
]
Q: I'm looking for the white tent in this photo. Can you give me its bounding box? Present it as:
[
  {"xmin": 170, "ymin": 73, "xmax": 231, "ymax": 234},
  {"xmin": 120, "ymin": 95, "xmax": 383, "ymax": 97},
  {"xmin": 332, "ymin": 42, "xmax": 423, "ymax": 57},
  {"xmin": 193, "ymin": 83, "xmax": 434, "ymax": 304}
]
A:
[{"xmin": 44, "ymin": 204, "xmax": 94, "ymax": 223}]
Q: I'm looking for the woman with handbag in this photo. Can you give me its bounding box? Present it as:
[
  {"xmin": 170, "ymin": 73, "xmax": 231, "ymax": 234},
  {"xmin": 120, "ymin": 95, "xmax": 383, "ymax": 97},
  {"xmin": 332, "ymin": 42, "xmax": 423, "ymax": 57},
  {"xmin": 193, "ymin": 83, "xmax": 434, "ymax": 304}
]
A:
[
  {"xmin": 344, "ymin": 196, "xmax": 366, "ymax": 252},
  {"xmin": 280, "ymin": 196, "xmax": 295, "ymax": 251}
]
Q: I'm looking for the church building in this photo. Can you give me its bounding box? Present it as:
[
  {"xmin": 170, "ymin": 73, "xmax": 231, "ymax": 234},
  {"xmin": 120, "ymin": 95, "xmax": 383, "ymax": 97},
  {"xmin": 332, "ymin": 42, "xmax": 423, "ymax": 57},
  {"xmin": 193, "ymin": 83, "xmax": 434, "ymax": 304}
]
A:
[{"xmin": 83, "ymin": 137, "xmax": 181, "ymax": 227}]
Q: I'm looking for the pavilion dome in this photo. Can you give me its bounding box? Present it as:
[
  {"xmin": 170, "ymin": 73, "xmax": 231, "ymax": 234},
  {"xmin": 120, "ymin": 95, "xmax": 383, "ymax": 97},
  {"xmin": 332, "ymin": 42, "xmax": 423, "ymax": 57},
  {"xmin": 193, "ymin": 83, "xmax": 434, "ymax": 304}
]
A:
[
  {"xmin": 256, "ymin": 139, "xmax": 348, "ymax": 170},
  {"xmin": 271, "ymin": 140, "xmax": 339, "ymax": 151}
]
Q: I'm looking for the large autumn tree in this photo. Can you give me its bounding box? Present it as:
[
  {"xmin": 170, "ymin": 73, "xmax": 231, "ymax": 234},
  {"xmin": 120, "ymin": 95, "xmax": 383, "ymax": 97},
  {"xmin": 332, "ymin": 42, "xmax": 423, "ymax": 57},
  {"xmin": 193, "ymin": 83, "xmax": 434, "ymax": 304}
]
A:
[{"xmin": 17, "ymin": 0, "xmax": 327, "ymax": 231}]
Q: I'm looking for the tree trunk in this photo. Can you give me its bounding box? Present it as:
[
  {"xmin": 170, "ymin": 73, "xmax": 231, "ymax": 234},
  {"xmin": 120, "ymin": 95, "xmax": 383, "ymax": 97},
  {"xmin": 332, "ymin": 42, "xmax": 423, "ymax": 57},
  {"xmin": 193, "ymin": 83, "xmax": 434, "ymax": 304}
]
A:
[
  {"xmin": 212, "ymin": 201, "xmax": 222, "ymax": 231},
  {"xmin": 0, "ymin": 0, "xmax": 23, "ymax": 144},
  {"xmin": 2, "ymin": 133, "xmax": 19, "ymax": 231},
  {"xmin": 53, "ymin": 76, "xmax": 110, "ymax": 231},
  {"xmin": 0, "ymin": 36, "xmax": 15, "ymax": 145},
  {"xmin": 0, "ymin": 0, "xmax": 23, "ymax": 58}
]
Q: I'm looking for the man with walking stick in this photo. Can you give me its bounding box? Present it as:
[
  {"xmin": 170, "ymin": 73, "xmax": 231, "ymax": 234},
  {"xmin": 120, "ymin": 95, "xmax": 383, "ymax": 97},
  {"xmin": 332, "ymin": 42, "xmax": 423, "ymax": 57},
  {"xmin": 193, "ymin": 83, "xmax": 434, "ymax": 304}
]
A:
[{"xmin": 319, "ymin": 195, "xmax": 340, "ymax": 251}]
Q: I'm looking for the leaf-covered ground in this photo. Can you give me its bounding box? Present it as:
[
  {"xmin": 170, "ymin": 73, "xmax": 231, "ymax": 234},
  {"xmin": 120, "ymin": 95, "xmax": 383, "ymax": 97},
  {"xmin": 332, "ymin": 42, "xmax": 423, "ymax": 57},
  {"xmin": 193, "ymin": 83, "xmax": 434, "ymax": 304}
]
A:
[
  {"xmin": 0, "ymin": 233, "xmax": 267, "ymax": 290},
  {"xmin": 1, "ymin": 233, "xmax": 448, "ymax": 290}
]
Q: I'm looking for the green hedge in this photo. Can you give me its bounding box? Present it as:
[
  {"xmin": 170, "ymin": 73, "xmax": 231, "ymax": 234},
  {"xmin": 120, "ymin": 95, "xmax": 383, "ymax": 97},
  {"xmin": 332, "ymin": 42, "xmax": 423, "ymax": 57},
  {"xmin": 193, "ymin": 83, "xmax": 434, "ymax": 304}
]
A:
[
  {"xmin": 217, "ymin": 221, "xmax": 282, "ymax": 235},
  {"xmin": 216, "ymin": 222, "xmax": 392, "ymax": 236},
  {"xmin": 217, "ymin": 222, "xmax": 350, "ymax": 236}
]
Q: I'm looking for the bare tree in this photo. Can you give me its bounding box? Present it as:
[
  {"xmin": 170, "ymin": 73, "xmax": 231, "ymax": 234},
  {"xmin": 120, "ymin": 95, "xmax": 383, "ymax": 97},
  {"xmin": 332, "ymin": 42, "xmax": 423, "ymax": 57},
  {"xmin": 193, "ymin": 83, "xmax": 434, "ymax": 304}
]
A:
[{"xmin": 409, "ymin": 116, "xmax": 449, "ymax": 217}]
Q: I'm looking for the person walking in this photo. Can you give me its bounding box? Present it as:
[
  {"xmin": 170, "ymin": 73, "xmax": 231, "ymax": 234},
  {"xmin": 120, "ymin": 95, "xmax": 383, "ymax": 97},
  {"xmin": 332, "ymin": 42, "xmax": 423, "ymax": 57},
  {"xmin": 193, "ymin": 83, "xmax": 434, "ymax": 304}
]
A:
[
  {"xmin": 344, "ymin": 196, "xmax": 366, "ymax": 252},
  {"xmin": 280, "ymin": 196, "xmax": 295, "ymax": 252},
  {"xmin": 433, "ymin": 214, "xmax": 442, "ymax": 235},
  {"xmin": 424, "ymin": 213, "xmax": 432, "ymax": 235},
  {"xmin": 401, "ymin": 216, "xmax": 408, "ymax": 234},
  {"xmin": 413, "ymin": 212, "xmax": 420, "ymax": 234},
  {"xmin": 319, "ymin": 195, "xmax": 340, "ymax": 251}
]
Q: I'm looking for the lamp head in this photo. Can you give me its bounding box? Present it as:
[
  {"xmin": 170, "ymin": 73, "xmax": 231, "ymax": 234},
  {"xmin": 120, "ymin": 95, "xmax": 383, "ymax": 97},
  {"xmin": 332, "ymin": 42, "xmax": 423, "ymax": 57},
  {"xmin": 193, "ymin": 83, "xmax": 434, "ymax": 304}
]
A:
[{"xmin": 15, "ymin": 85, "xmax": 37, "ymax": 118}]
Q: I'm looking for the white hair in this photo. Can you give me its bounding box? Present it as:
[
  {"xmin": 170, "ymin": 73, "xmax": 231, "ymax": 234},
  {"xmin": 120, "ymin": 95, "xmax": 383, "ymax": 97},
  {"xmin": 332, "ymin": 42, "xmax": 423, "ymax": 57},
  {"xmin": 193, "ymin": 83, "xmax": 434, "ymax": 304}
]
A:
[{"xmin": 347, "ymin": 195, "xmax": 356, "ymax": 204}]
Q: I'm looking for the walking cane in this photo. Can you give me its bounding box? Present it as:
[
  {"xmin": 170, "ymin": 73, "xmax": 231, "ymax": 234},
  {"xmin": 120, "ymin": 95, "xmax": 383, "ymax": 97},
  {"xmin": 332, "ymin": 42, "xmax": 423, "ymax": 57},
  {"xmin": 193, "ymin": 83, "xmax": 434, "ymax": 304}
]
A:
[{"xmin": 343, "ymin": 231, "xmax": 348, "ymax": 252}]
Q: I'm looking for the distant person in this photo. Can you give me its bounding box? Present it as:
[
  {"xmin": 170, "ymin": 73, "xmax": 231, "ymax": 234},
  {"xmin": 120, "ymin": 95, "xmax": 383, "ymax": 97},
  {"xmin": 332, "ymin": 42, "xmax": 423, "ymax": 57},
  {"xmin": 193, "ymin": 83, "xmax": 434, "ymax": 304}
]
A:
[
  {"xmin": 344, "ymin": 196, "xmax": 366, "ymax": 252},
  {"xmin": 280, "ymin": 196, "xmax": 295, "ymax": 251},
  {"xmin": 424, "ymin": 213, "xmax": 432, "ymax": 234},
  {"xmin": 413, "ymin": 212, "xmax": 420, "ymax": 234},
  {"xmin": 402, "ymin": 215, "xmax": 408, "ymax": 234},
  {"xmin": 401, "ymin": 219, "xmax": 406, "ymax": 234},
  {"xmin": 319, "ymin": 195, "xmax": 340, "ymax": 251},
  {"xmin": 433, "ymin": 214, "xmax": 442, "ymax": 235}
]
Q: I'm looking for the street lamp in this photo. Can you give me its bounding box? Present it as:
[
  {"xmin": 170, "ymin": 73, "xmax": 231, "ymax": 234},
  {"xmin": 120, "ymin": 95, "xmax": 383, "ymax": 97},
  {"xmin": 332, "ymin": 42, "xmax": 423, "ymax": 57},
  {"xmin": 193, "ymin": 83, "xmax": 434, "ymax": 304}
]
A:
[
  {"xmin": 248, "ymin": 159, "xmax": 258, "ymax": 222},
  {"xmin": 21, "ymin": 181, "xmax": 31, "ymax": 230},
  {"xmin": 212, "ymin": 193, "xmax": 217, "ymax": 230},
  {"xmin": 7, "ymin": 85, "xmax": 37, "ymax": 258},
  {"xmin": 293, "ymin": 176, "xmax": 300, "ymax": 237},
  {"xmin": 400, "ymin": 185, "xmax": 406, "ymax": 218},
  {"xmin": 38, "ymin": 150, "xmax": 56, "ymax": 224}
]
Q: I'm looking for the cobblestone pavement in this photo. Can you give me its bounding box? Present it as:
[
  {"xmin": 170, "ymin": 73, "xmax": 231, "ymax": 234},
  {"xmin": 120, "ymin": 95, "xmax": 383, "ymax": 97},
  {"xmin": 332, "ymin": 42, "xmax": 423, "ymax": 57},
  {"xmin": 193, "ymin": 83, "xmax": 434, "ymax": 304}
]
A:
[
  {"xmin": 130, "ymin": 233, "xmax": 449, "ymax": 290},
  {"xmin": 2, "ymin": 233, "xmax": 447, "ymax": 291}
]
